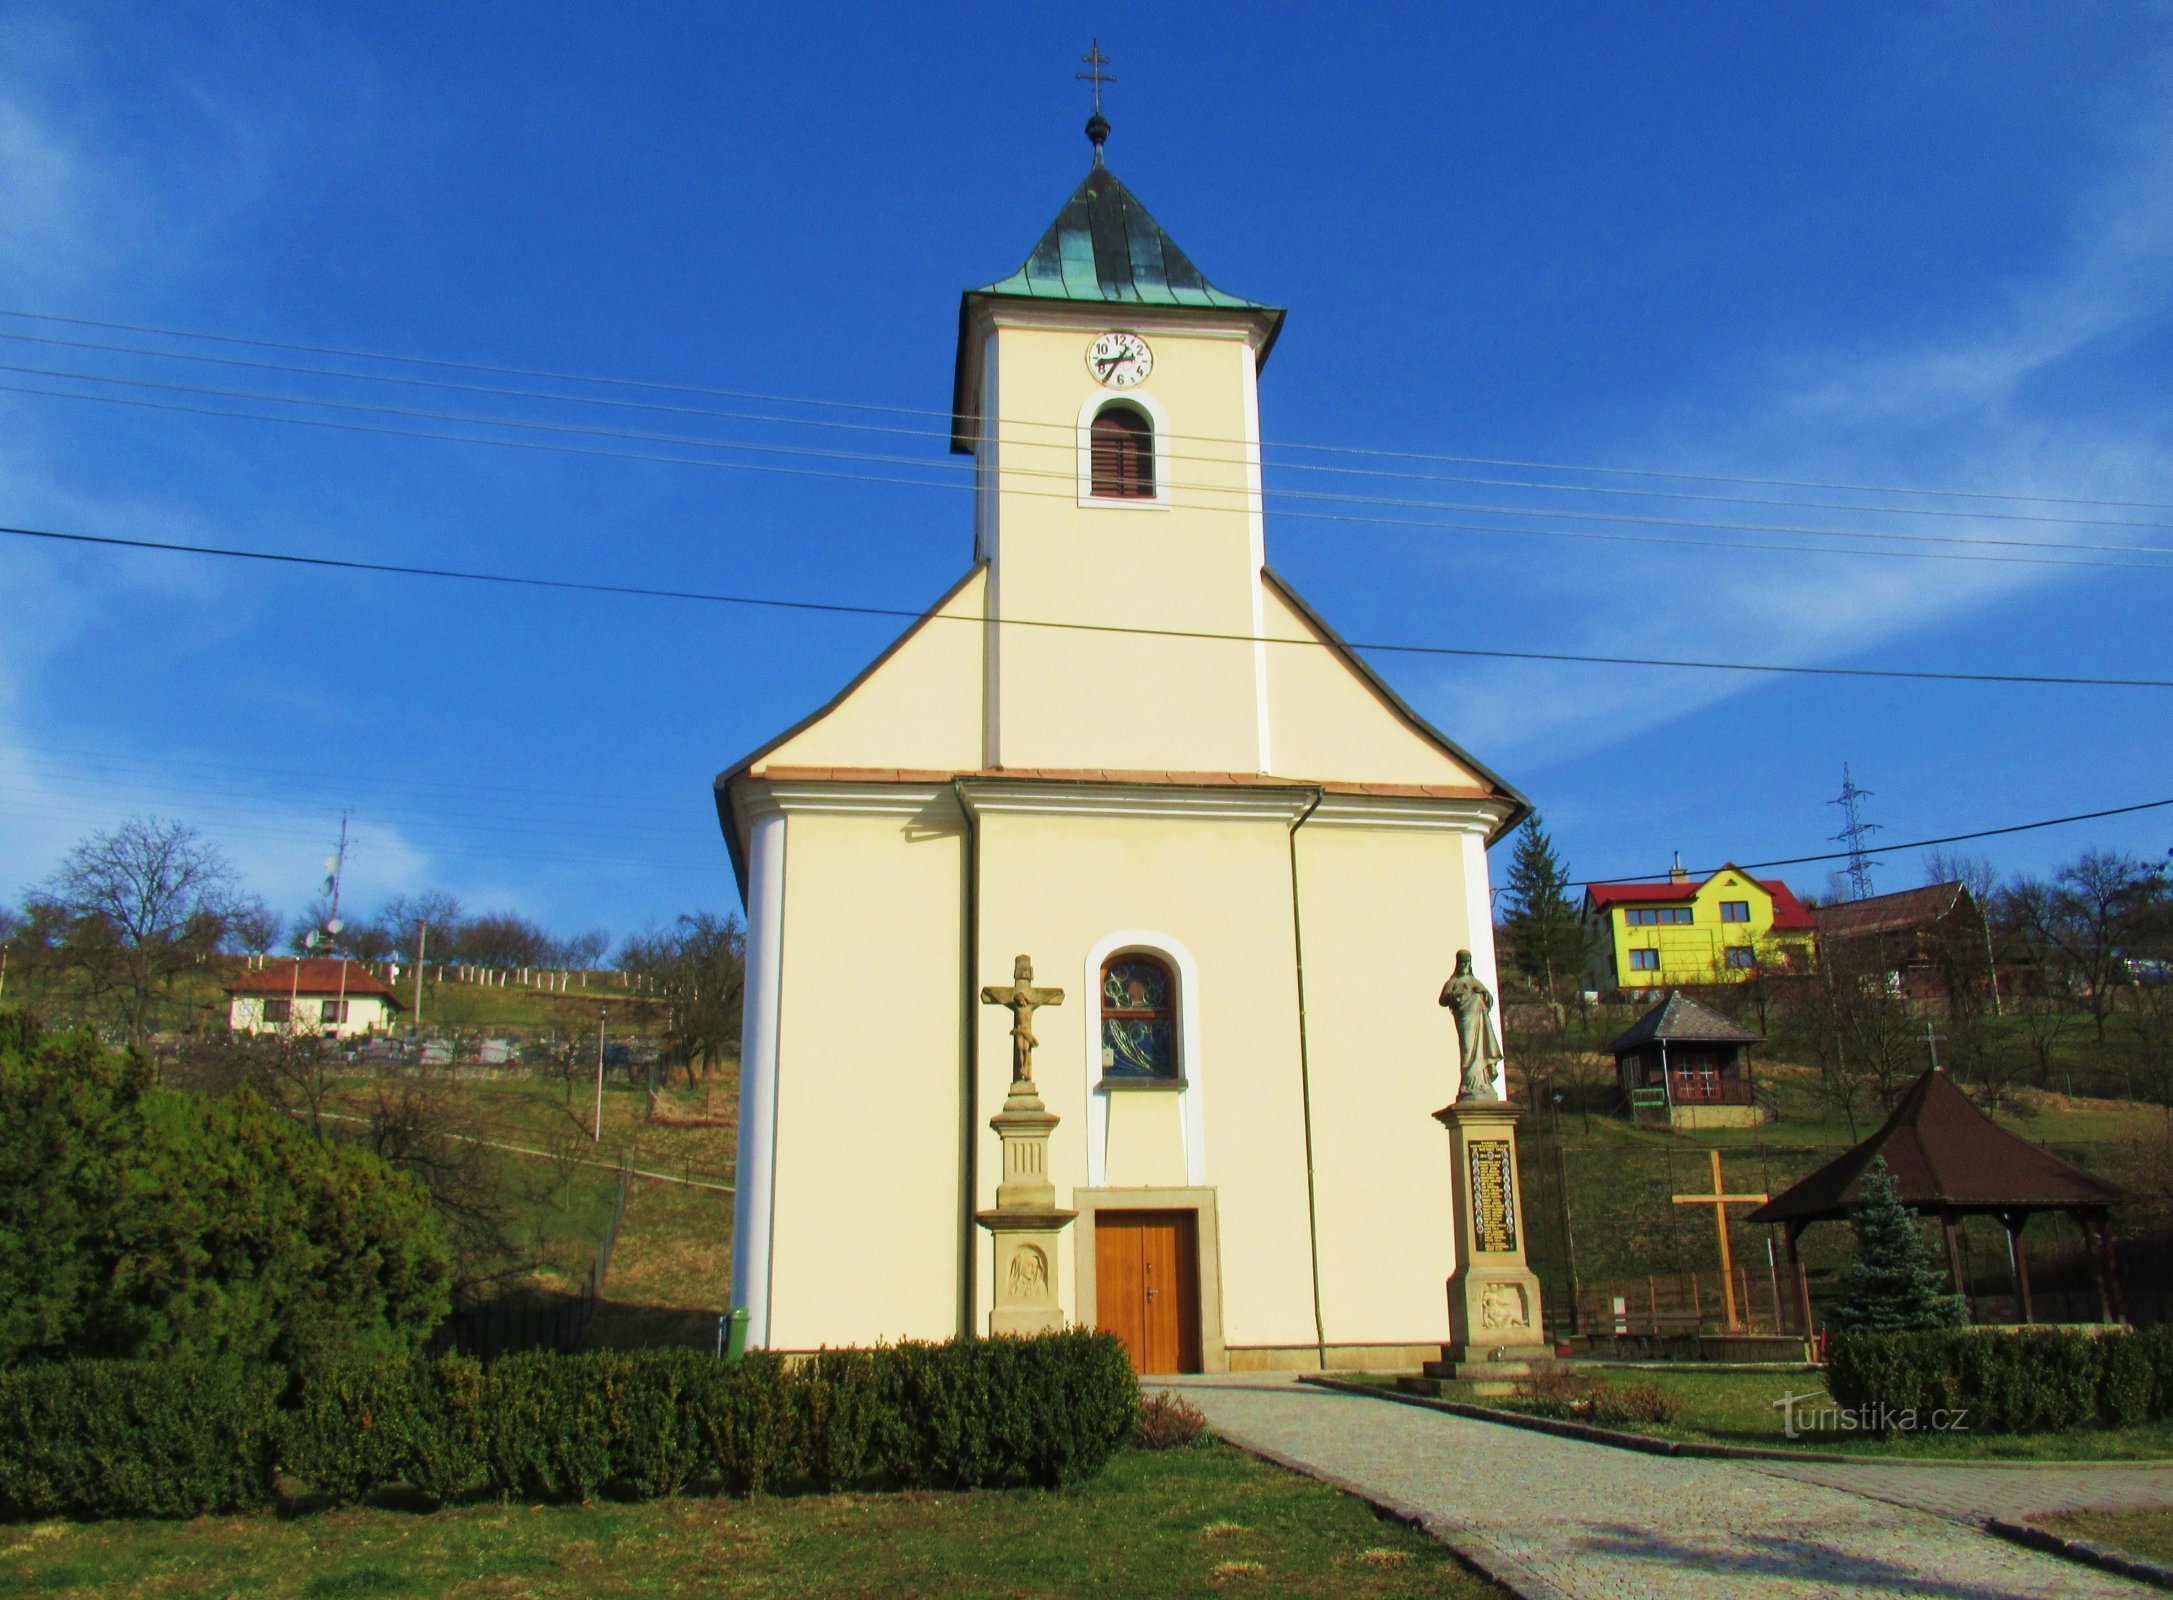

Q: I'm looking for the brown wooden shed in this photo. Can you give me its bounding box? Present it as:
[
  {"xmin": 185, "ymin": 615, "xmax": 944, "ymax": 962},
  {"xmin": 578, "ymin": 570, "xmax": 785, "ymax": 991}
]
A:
[{"xmin": 1744, "ymin": 1067, "xmax": 2123, "ymax": 1325}]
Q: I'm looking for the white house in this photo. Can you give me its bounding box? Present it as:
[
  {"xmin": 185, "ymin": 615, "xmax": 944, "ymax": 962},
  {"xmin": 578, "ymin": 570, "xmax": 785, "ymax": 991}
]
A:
[{"xmin": 224, "ymin": 958, "xmax": 406, "ymax": 1040}]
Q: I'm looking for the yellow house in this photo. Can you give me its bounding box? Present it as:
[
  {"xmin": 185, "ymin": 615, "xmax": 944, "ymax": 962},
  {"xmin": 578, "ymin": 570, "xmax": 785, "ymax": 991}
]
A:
[
  {"xmin": 713, "ymin": 123, "xmax": 1528, "ymax": 1374},
  {"xmin": 1581, "ymin": 862, "xmax": 1816, "ymax": 993}
]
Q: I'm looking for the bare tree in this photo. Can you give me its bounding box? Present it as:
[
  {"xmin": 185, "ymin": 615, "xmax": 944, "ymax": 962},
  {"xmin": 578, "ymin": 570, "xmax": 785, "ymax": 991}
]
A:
[
  {"xmin": 32, "ymin": 818, "xmax": 239, "ymax": 1048},
  {"xmin": 2006, "ymin": 852, "xmax": 2168, "ymax": 1044},
  {"xmin": 1923, "ymin": 851, "xmax": 1995, "ymax": 902},
  {"xmin": 1794, "ymin": 935, "xmax": 1918, "ymax": 1136},
  {"xmin": 557, "ymin": 928, "xmax": 610, "ymax": 970},
  {"xmin": 380, "ymin": 892, "xmax": 463, "ymax": 980},
  {"xmin": 224, "ymin": 898, "xmax": 285, "ymax": 957},
  {"xmin": 619, "ymin": 912, "xmax": 746, "ymax": 1088}
]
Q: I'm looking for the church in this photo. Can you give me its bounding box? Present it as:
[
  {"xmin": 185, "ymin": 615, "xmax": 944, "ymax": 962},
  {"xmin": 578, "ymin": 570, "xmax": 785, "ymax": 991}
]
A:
[{"xmin": 715, "ymin": 115, "xmax": 1529, "ymax": 1373}]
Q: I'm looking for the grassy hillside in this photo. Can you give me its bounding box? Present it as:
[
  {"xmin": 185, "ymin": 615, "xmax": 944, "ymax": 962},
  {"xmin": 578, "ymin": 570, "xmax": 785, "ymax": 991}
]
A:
[{"xmin": 317, "ymin": 1066, "xmax": 737, "ymax": 1343}]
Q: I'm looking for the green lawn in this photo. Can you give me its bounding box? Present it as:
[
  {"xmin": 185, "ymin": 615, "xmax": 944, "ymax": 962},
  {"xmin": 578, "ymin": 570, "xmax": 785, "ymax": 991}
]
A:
[
  {"xmin": 0, "ymin": 1444, "xmax": 1502, "ymax": 1600},
  {"xmin": 1342, "ymin": 1368, "xmax": 2173, "ymax": 1461},
  {"xmin": 2040, "ymin": 1509, "xmax": 2173, "ymax": 1566}
]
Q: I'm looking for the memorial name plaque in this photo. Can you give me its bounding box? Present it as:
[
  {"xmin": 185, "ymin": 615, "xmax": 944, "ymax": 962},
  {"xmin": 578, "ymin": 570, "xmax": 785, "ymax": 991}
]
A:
[{"xmin": 1468, "ymin": 1138, "xmax": 1517, "ymax": 1253}]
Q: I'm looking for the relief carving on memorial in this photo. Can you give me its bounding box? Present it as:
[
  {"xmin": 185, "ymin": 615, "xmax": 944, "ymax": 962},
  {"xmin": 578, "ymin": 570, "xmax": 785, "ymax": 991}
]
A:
[
  {"xmin": 1008, "ymin": 1243, "xmax": 1050, "ymax": 1299},
  {"xmin": 1480, "ymin": 1281, "xmax": 1529, "ymax": 1330}
]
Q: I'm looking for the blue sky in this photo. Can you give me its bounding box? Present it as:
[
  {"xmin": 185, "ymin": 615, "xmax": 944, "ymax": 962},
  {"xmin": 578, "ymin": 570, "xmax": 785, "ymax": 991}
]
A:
[{"xmin": 2, "ymin": 2, "xmax": 2170, "ymax": 943}]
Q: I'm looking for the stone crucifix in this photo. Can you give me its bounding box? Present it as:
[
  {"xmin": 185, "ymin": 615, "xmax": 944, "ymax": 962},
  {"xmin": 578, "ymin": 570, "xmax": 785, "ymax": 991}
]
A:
[{"xmin": 981, "ymin": 955, "xmax": 1065, "ymax": 1085}]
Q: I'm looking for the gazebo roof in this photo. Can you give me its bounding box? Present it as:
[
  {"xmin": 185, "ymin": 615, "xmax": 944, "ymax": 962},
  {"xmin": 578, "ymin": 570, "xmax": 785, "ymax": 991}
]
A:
[
  {"xmin": 1608, "ymin": 991, "xmax": 1762, "ymax": 1054},
  {"xmin": 1746, "ymin": 1068, "xmax": 2119, "ymax": 1225}
]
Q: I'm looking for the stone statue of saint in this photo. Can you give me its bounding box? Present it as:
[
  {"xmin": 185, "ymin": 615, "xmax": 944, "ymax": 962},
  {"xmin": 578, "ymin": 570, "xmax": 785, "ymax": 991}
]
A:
[{"xmin": 1438, "ymin": 948, "xmax": 1504, "ymax": 1103}]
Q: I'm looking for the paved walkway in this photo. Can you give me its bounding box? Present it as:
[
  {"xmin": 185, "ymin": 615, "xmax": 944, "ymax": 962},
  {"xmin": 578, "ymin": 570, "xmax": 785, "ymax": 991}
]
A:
[{"xmin": 1162, "ymin": 1377, "xmax": 2161, "ymax": 1600}]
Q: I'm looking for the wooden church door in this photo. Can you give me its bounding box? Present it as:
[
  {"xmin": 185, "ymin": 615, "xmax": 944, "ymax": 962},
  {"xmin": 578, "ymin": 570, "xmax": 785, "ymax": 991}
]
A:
[{"xmin": 1094, "ymin": 1210, "xmax": 1201, "ymax": 1374}]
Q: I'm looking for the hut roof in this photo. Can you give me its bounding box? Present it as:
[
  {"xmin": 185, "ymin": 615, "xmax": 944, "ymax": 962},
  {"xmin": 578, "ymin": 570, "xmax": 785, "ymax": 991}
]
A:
[
  {"xmin": 1745, "ymin": 1068, "xmax": 2118, "ymax": 1225},
  {"xmin": 1607, "ymin": 991, "xmax": 1762, "ymax": 1054}
]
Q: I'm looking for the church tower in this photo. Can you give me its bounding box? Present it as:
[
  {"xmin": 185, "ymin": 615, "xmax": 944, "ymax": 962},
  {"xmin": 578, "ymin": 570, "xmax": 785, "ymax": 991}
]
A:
[
  {"xmin": 950, "ymin": 116, "xmax": 1285, "ymax": 775},
  {"xmin": 716, "ymin": 114, "xmax": 1529, "ymax": 1372}
]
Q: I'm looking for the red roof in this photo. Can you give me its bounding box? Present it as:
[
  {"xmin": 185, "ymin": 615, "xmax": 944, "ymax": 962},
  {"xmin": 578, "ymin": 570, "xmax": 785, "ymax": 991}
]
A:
[
  {"xmin": 223, "ymin": 959, "xmax": 405, "ymax": 1005},
  {"xmin": 1584, "ymin": 866, "xmax": 1816, "ymax": 931}
]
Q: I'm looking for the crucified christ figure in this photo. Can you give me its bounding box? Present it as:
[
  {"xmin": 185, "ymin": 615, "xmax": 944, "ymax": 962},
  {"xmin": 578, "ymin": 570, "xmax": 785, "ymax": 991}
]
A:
[{"xmin": 980, "ymin": 955, "xmax": 1065, "ymax": 1085}]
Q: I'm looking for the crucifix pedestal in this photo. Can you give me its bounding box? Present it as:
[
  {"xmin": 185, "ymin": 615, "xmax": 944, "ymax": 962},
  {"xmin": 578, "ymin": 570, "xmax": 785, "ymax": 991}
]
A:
[
  {"xmin": 975, "ymin": 957, "xmax": 1074, "ymax": 1337},
  {"xmin": 1414, "ymin": 1100, "xmax": 1551, "ymax": 1395},
  {"xmin": 975, "ymin": 1076, "xmax": 1076, "ymax": 1336}
]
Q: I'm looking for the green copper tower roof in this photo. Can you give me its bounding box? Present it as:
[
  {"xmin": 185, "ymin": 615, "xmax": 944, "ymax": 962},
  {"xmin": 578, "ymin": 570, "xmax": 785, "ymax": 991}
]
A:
[
  {"xmin": 951, "ymin": 145, "xmax": 1287, "ymax": 452},
  {"xmin": 971, "ymin": 164, "xmax": 1280, "ymax": 313}
]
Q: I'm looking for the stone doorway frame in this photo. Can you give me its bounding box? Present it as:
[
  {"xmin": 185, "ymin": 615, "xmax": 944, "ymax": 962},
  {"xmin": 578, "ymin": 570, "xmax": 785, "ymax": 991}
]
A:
[{"xmin": 1073, "ymin": 1186, "xmax": 1227, "ymax": 1373}]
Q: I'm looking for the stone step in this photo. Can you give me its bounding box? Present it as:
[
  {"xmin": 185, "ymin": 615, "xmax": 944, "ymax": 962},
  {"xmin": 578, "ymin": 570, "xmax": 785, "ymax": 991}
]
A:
[{"xmin": 1399, "ymin": 1375, "xmax": 1522, "ymax": 1399}]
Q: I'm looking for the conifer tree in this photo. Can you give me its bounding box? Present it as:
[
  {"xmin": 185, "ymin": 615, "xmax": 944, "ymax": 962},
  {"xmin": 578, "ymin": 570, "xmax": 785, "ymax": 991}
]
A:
[
  {"xmin": 1504, "ymin": 815, "xmax": 1583, "ymax": 1007},
  {"xmin": 1827, "ymin": 1156, "xmax": 1966, "ymax": 1332}
]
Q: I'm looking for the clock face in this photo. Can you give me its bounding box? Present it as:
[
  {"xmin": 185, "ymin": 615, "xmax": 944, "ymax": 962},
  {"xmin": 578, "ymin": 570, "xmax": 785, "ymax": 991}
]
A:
[{"xmin": 1087, "ymin": 330, "xmax": 1153, "ymax": 389}]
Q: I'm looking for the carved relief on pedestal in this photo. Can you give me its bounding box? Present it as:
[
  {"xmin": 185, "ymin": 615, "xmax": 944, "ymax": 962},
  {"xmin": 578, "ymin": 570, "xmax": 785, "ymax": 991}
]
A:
[
  {"xmin": 1008, "ymin": 1243, "xmax": 1050, "ymax": 1299},
  {"xmin": 1480, "ymin": 1281, "xmax": 1529, "ymax": 1331}
]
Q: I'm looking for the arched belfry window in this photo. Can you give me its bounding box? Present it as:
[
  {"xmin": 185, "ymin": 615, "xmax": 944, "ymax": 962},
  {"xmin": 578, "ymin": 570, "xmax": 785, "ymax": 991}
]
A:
[
  {"xmin": 1089, "ymin": 406, "xmax": 1155, "ymax": 500},
  {"xmin": 1101, "ymin": 953, "xmax": 1179, "ymax": 1081}
]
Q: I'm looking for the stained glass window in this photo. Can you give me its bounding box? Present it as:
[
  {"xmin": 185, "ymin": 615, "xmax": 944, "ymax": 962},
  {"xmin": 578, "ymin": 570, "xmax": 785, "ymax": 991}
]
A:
[
  {"xmin": 1089, "ymin": 407, "xmax": 1154, "ymax": 499},
  {"xmin": 1101, "ymin": 954, "xmax": 1178, "ymax": 1080}
]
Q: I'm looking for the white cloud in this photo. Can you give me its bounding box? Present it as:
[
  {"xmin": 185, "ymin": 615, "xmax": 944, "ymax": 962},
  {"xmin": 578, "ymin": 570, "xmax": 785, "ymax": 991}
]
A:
[{"xmin": 1418, "ymin": 82, "xmax": 2173, "ymax": 772}]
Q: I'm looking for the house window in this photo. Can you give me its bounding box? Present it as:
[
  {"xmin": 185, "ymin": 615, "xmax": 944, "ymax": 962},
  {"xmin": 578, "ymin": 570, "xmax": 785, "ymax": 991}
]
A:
[
  {"xmin": 1626, "ymin": 907, "xmax": 1694, "ymax": 926},
  {"xmin": 1101, "ymin": 954, "xmax": 1178, "ymax": 1080},
  {"xmin": 1089, "ymin": 407, "xmax": 1154, "ymax": 499},
  {"xmin": 1629, "ymin": 949, "xmax": 1660, "ymax": 971},
  {"xmin": 1725, "ymin": 947, "xmax": 1756, "ymax": 970},
  {"xmin": 1720, "ymin": 901, "xmax": 1750, "ymax": 923},
  {"xmin": 321, "ymin": 999, "xmax": 349, "ymax": 1024},
  {"xmin": 262, "ymin": 997, "xmax": 292, "ymax": 1023}
]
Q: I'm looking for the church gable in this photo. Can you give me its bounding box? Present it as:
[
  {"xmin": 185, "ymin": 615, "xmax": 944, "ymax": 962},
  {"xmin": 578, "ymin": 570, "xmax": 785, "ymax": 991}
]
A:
[
  {"xmin": 738, "ymin": 564, "xmax": 988, "ymax": 778},
  {"xmin": 1260, "ymin": 568, "xmax": 1521, "ymax": 805}
]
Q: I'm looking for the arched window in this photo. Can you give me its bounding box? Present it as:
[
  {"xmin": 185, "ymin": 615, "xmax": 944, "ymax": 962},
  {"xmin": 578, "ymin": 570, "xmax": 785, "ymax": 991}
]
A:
[
  {"xmin": 1100, "ymin": 953, "xmax": 1179, "ymax": 1080},
  {"xmin": 1089, "ymin": 406, "xmax": 1154, "ymax": 499}
]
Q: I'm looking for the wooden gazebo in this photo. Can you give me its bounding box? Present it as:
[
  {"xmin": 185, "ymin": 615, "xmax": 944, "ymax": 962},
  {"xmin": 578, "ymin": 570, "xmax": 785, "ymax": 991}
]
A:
[{"xmin": 1745, "ymin": 1067, "xmax": 2123, "ymax": 1324}]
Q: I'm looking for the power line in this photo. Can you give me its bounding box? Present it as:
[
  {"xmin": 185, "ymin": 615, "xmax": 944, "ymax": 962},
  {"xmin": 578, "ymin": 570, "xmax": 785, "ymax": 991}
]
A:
[
  {"xmin": 6, "ymin": 304, "xmax": 2170, "ymax": 514},
  {"xmin": 1586, "ymin": 795, "xmax": 2173, "ymax": 886},
  {"xmin": 7, "ymin": 324, "xmax": 2171, "ymax": 535},
  {"xmin": 8, "ymin": 520, "xmax": 2173, "ymax": 688},
  {"xmin": 6, "ymin": 377, "xmax": 2170, "ymax": 573},
  {"xmin": 10, "ymin": 356, "xmax": 2173, "ymax": 559}
]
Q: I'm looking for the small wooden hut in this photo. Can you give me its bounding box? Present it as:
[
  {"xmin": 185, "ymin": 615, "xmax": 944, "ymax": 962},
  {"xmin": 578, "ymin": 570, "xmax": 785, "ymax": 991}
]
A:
[
  {"xmin": 1745, "ymin": 1067, "xmax": 2123, "ymax": 1325},
  {"xmin": 1608, "ymin": 991, "xmax": 1765, "ymax": 1128}
]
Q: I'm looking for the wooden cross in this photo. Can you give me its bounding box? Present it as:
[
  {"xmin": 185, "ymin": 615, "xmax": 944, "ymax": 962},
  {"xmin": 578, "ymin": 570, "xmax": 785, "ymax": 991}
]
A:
[
  {"xmin": 1671, "ymin": 1150, "xmax": 1768, "ymax": 1331},
  {"xmin": 1077, "ymin": 41, "xmax": 1115, "ymax": 115},
  {"xmin": 981, "ymin": 954, "xmax": 1064, "ymax": 1086}
]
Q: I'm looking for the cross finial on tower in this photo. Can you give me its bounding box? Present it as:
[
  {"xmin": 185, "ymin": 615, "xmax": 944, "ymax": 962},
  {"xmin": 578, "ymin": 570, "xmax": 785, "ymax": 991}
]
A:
[{"xmin": 1077, "ymin": 40, "xmax": 1115, "ymax": 163}]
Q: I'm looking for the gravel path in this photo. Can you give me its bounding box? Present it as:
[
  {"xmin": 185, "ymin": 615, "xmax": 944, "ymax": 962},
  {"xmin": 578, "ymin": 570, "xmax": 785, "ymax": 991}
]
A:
[{"xmin": 1162, "ymin": 1377, "xmax": 2158, "ymax": 1600}]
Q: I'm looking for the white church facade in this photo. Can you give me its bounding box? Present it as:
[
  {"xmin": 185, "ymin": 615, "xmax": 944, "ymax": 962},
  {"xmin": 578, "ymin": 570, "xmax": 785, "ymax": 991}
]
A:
[{"xmin": 717, "ymin": 129, "xmax": 1529, "ymax": 1372}]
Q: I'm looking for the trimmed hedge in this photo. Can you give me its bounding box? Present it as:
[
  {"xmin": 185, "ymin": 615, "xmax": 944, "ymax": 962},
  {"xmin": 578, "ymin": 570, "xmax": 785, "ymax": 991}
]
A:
[
  {"xmin": 0, "ymin": 1330, "xmax": 1138, "ymax": 1519},
  {"xmin": 1826, "ymin": 1325, "xmax": 2173, "ymax": 1435},
  {"xmin": 0, "ymin": 1358, "xmax": 285, "ymax": 1517}
]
